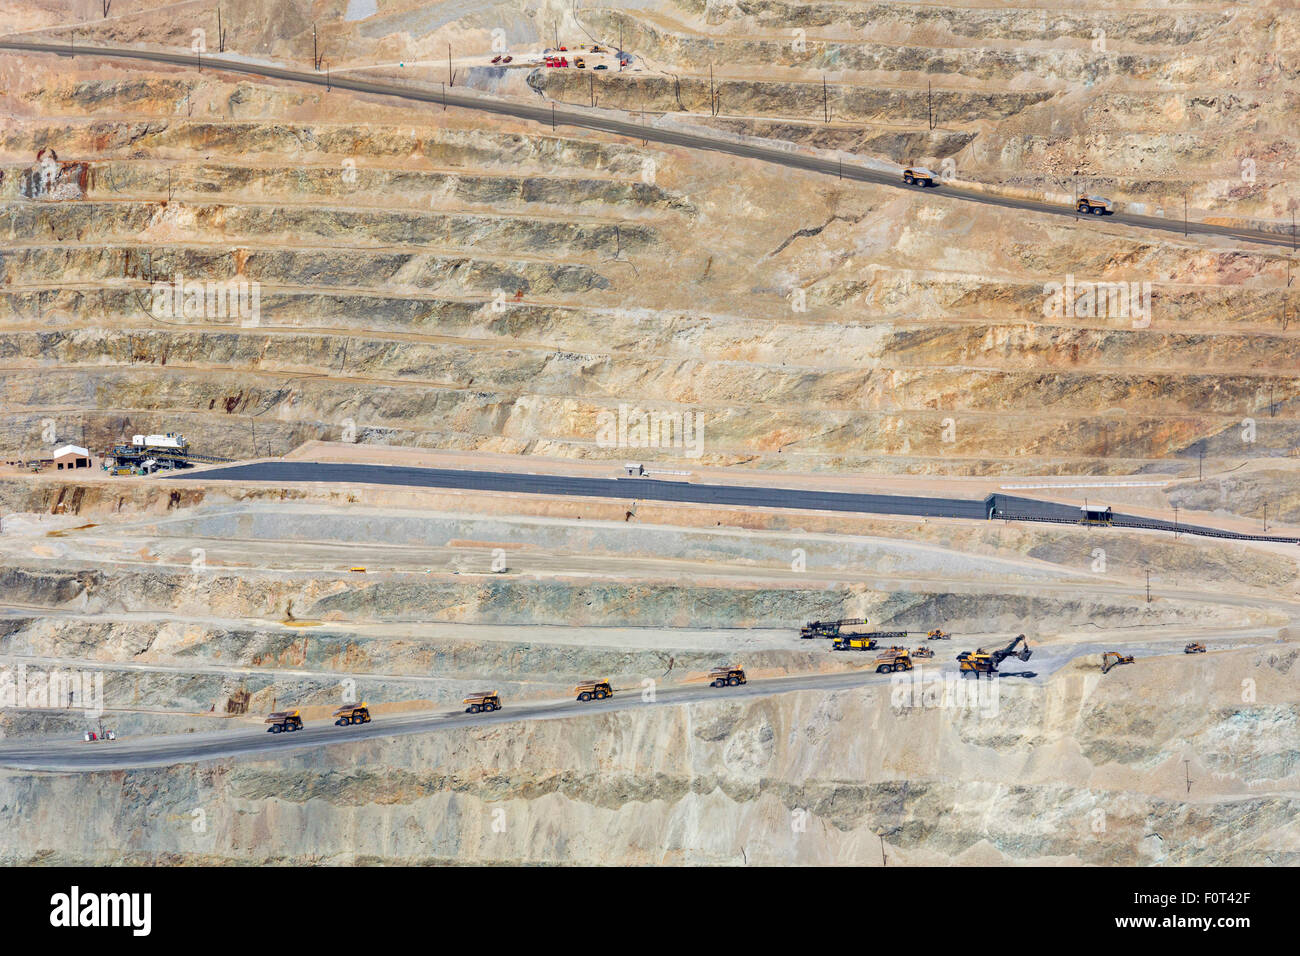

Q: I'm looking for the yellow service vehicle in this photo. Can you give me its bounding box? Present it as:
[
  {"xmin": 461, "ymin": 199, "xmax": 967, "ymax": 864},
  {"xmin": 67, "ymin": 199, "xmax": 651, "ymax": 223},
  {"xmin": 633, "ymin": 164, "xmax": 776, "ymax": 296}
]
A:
[{"xmin": 832, "ymin": 635, "xmax": 878, "ymax": 652}]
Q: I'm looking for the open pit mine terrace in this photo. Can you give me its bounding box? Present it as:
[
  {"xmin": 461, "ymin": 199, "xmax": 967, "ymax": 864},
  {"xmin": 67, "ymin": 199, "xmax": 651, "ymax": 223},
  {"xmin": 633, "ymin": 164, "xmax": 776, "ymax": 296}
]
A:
[{"xmin": 183, "ymin": 460, "xmax": 1300, "ymax": 545}]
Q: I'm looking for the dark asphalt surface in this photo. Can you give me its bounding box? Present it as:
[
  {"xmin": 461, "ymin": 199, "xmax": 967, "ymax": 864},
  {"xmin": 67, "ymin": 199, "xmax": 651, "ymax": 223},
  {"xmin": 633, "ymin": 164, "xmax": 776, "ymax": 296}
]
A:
[
  {"xmin": 2, "ymin": 40, "xmax": 1296, "ymax": 250},
  {"xmin": 173, "ymin": 461, "xmax": 991, "ymax": 518},
  {"xmin": 176, "ymin": 463, "xmax": 1300, "ymax": 543}
]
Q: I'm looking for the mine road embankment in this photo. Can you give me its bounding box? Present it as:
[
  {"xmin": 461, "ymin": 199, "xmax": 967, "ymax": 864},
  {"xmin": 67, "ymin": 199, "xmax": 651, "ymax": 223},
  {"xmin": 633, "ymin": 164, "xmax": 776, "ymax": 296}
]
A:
[
  {"xmin": 1, "ymin": 40, "xmax": 1295, "ymax": 250},
  {"xmin": 0, "ymin": 631, "xmax": 1270, "ymax": 772}
]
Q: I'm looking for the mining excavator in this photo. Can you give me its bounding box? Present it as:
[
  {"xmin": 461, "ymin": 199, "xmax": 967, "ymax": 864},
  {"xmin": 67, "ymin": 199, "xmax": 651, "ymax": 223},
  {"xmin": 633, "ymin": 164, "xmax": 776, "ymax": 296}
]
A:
[
  {"xmin": 957, "ymin": 634, "xmax": 1031, "ymax": 679},
  {"xmin": 1101, "ymin": 651, "xmax": 1134, "ymax": 674}
]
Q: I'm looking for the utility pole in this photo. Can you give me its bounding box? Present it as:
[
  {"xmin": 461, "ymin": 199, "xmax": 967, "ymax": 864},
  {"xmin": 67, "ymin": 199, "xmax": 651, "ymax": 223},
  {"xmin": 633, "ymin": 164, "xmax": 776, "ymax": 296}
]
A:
[
  {"xmin": 1184, "ymin": 759, "xmax": 1193, "ymax": 794},
  {"xmin": 928, "ymin": 80, "xmax": 934, "ymax": 131},
  {"xmin": 1198, "ymin": 444, "xmax": 1204, "ymax": 480},
  {"xmin": 1263, "ymin": 501, "xmax": 1268, "ymax": 532},
  {"xmin": 448, "ymin": 43, "xmax": 453, "ymax": 87},
  {"xmin": 1184, "ymin": 193, "xmax": 1188, "ymax": 237},
  {"xmin": 1146, "ymin": 571, "xmax": 1151, "ymax": 603},
  {"xmin": 313, "ymin": 23, "xmax": 317, "ymax": 70},
  {"xmin": 823, "ymin": 75, "xmax": 829, "ymax": 123},
  {"xmin": 1173, "ymin": 505, "xmax": 1179, "ymax": 537}
]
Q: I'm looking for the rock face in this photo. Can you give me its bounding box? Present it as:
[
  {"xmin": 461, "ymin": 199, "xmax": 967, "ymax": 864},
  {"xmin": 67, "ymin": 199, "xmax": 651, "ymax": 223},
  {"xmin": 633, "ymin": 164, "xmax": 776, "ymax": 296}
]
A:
[{"xmin": 2, "ymin": 648, "xmax": 1295, "ymax": 866}]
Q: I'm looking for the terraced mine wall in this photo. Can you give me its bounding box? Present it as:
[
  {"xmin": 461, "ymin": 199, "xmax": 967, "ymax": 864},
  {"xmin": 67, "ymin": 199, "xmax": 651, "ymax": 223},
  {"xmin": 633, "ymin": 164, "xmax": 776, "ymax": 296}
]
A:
[{"xmin": 1, "ymin": 646, "xmax": 1295, "ymax": 865}]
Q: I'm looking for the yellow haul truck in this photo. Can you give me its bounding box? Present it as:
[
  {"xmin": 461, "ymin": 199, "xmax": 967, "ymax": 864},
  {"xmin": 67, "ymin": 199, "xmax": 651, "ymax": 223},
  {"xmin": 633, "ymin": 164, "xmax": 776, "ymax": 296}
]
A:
[
  {"xmin": 574, "ymin": 680, "xmax": 613, "ymax": 702},
  {"xmin": 333, "ymin": 703, "xmax": 371, "ymax": 726},
  {"xmin": 463, "ymin": 691, "xmax": 502, "ymax": 714},
  {"xmin": 708, "ymin": 666, "xmax": 747, "ymax": 688},
  {"xmin": 265, "ymin": 709, "xmax": 303, "ymax": 733},
  {"xmin": 873, "ymin": 649, "xmax": 914, "ymax": 673},
  {"xmin": 1076, "ymin": 194, "xmax": 1114, "ymax": 215}
]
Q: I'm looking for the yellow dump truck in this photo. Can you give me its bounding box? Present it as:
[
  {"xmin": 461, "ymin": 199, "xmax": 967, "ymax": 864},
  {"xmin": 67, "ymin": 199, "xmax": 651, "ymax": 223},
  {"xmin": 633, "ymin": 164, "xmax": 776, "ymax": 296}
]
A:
[
  {"xmin": 574, "ymin": 680, "xmax": 613, "ymax": 702},
  {"xmin": 265, "ymin": 709, "xmax": 303, "ymax": 733},
  {"xmin": 903, "ymin": 166, "xmax": 936, "ymax": 187},
  {"xmin": 463, "ymin": 691, "xmax": 502, "ymax": 714},
  {"xmin": 333, "ymin": 703, "xmax": 371, "ymax": 726},
  {"xmin": 1076, "ymin": 194, "xmax": 1114, "ymax": 215},
  {"xmin": 708, "ymin": 666, "xmax": 747, "ymax": 688},
  {"xmin": 873, "ymin": 649, "xmax": 913, "ymax": 673}
]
